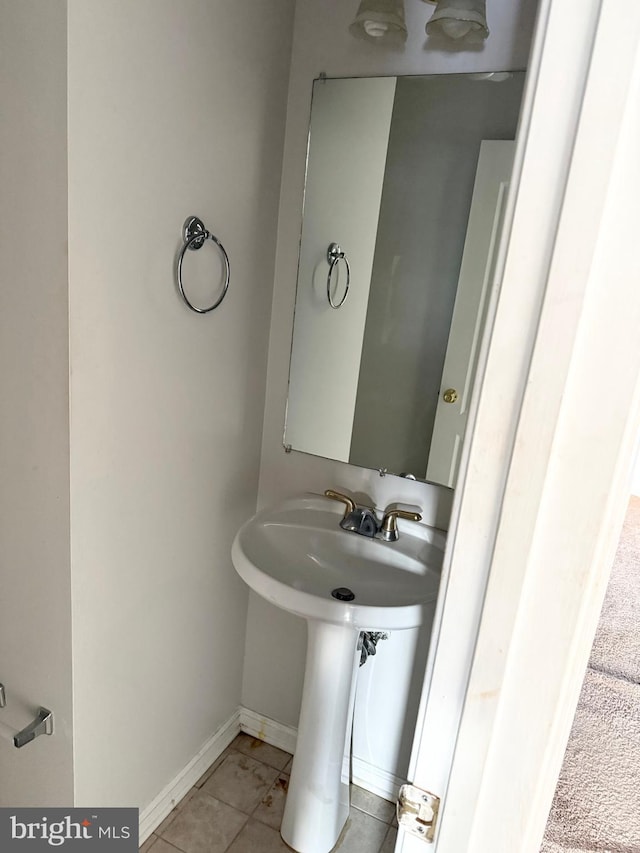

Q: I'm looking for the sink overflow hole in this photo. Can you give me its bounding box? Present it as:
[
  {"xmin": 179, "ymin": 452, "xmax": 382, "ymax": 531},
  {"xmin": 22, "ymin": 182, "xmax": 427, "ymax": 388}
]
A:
[{"xmin": 332, "ymin": 587, "xmax": 355, "ymax": 602}]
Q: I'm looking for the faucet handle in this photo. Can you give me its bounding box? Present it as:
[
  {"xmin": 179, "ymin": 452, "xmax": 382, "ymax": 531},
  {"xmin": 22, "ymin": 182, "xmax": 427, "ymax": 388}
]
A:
[
  {"xmin": 379, "ymin": 508, "xmax": 422, "ymax": 542},
  {"xmin": 324, "ymin": 489, "xmax": 356, "ymax": 519}
]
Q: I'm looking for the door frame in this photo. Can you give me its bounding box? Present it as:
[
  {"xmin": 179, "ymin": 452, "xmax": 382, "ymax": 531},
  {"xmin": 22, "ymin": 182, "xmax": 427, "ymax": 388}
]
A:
[{"xmin": 400, "ymin": 1, "xmax": 640, "ymax": 851}]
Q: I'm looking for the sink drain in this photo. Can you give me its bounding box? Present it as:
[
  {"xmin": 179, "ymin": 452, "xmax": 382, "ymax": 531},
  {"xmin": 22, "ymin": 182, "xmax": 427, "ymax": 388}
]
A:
[{"xmin": 331, "ymin": 587, "xmax": 355, "ymax": 602}]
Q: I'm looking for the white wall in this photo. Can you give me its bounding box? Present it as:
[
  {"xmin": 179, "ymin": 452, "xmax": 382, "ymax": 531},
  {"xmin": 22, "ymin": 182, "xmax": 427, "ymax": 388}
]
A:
[
  {"xmin": 245, "ymin": 0, "xmax": 539, "ymax": 786},
  {"xmin": 67, "ymin": 0, "xmax": 294, "ymax": 809},
  {"xmin": 0, "ymin": 0, "xmax": 73, "ymax": 806}
]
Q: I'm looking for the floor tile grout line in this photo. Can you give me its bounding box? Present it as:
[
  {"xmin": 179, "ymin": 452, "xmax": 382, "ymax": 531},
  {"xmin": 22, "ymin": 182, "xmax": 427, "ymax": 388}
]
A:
[
  {"xmin": 153, "ymin": 832, "xmax": 191, "ymax": 853},
  {"xmin": 162, "ymin": 840, "xmax": 184, "ymax": 853},
  {"xmin": 377, "ymin": 823, "xmax": 398, "ymax": 853},
  {"xmin": 195, "ymin": 747, "xmax": 241, "ymax": 789},
  {"xmin": 231, "ymin": 733, "xmax": 293, "ymax": 773},
  {"xmin": 194, "ymin": 782, "xmax": 269, "ymax": 820},
  {"xmin": 350, "ymin": 803, "xmax": 395, "ymax": 826},
  {"xmin": 220, "ymin": 809, "xmax": 250, "ymax": 853},
  {"xmin": 248, "ymin": 771, "xmax": 286, "ymax": 820}
]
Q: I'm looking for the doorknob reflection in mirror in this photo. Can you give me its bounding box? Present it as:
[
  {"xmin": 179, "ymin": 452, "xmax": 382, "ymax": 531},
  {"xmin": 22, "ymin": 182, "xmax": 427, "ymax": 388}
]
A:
[{"xmin": 442, "ymin": 388, "xmax": 458, "ymax": 404}]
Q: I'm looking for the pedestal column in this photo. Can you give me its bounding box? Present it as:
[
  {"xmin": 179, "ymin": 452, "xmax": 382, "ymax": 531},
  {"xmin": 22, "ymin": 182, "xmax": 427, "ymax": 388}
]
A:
[{"xmin": 281, "ymin": 621, "xmax": 360, "ymax": 853}]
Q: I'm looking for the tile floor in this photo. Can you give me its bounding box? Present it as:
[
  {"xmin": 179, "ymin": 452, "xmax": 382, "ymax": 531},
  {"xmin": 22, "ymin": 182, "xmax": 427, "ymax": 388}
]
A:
[{"xmin": 140, "ymin": 734, "xmax": 397, "ymax": 853}]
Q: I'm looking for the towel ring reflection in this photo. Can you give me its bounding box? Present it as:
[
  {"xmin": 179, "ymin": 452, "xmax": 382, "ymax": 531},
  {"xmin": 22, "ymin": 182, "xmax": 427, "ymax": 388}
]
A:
[
  {"xmin": 177, "ymin": 216, "xmax": 230, "ymax": 314},
  {"xmin": 326, "ymin": 243, "xmax": 350, "ymax": 309}
]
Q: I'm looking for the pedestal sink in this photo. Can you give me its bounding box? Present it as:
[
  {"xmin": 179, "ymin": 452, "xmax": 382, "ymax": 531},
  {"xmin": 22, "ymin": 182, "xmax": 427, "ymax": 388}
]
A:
[{"xmin": 231, "ymin": 494, "xmax": 444, "ymax": 853}]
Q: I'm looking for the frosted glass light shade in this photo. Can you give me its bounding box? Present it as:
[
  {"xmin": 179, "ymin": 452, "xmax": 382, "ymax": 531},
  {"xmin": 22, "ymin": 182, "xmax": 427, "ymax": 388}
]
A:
[
  {"xmin": 349, "ymin": 0, "xmax": 408, "ymax": 45},
  {"xmin": 425, "ymin": 0, "xmax": 489, "ymax": 43}
]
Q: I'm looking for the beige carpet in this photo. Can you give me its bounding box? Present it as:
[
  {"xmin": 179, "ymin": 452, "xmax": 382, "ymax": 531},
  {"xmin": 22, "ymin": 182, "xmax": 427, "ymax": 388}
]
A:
[{"xmin": 541, "ymin": 496, "xmax": 640, "ymax": 853}]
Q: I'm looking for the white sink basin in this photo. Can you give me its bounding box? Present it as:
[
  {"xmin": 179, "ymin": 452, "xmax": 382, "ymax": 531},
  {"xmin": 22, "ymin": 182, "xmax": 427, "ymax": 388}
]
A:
[
  {"xmin": 231, "ymin": 495, "xmax": 444, "ymax": 630},
  {"xmin": 231, "ymin": 493, "xmax": 445, "ymax": 853}
]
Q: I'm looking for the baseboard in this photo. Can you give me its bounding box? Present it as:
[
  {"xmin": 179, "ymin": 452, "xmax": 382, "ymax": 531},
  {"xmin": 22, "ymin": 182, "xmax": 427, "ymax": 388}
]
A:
[
  {"xmin": 238, "ymin": 706, "xmax": 297, "ymax": 755},
  {"xmin": 139, "ymin": 709, "xmax": 241, "ymax": 844},
  {"xmin": 351, "ymin": 755, "xmax": 404, "ymax": 803},
  {"xmin": 139, "ymin": 705, "xmax": 402, "ymax": 843}
]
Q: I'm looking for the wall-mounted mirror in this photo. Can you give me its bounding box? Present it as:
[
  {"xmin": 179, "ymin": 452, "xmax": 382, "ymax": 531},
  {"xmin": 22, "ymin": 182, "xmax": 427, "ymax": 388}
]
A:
[{"xmin": 284, "ymin": 71, "xmax": 525, "ymax": 488}]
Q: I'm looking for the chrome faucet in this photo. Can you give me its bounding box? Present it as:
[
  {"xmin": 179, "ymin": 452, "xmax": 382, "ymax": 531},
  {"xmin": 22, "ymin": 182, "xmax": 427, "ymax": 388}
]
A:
[
  {"xmin": 324, "ymin": 490, "xmax": 421, "ymax": 541},
  {"xmin": 324, "ymin": 490, "xmax": 379, "ymax": 537}
]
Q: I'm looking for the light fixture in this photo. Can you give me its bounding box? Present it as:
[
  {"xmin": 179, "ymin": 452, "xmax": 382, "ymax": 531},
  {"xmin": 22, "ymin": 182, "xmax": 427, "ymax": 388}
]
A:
[
  {"xmin": 424, "ymin": 0, "xmax": 489, "ymax": 43},
  {"xmin": 349, "ymin": 0, "xmax": 408, "ymax": 45}
]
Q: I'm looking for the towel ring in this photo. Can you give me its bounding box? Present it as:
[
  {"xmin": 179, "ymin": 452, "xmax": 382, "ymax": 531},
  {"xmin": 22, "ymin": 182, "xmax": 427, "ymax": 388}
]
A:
[
  {"xmin": 176, "ymin": 216, "xmax": 230, "ymax": 314},
  {"xmin": 326, "ymin": 243, "xmax": 350, "ymax": 309}
]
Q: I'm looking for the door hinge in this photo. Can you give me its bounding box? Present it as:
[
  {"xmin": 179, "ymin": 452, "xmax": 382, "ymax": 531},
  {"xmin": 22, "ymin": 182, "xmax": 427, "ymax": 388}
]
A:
[{"xmin": 397, "ymin": 783, "xmax": 440, "ymax": 843}]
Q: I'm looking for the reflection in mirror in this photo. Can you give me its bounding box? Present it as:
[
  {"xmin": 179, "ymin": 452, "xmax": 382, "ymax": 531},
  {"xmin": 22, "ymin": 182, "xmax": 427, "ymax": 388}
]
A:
[{"xmin": 285, "ymin": 72, "xmax": 525, "ymax": 487}]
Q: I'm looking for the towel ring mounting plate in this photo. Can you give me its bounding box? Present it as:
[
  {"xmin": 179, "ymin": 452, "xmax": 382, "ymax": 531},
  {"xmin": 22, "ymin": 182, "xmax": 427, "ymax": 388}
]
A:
[
  {"xmin": 326, "ymin": 242, "xmax": 350, "ymax": 309},
  {"xmin": 183, "ymin": 216, "xmax": 207, "ymax": 251}
]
